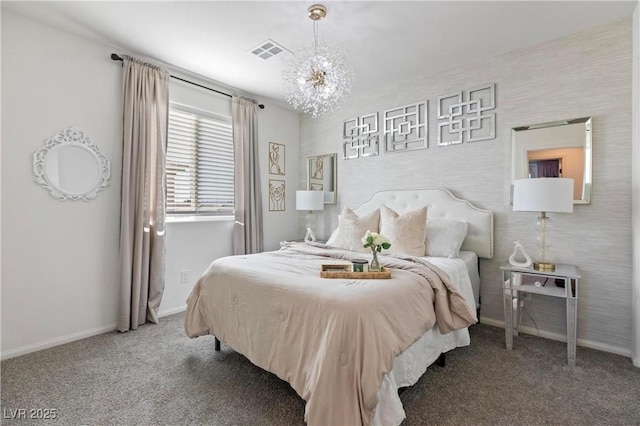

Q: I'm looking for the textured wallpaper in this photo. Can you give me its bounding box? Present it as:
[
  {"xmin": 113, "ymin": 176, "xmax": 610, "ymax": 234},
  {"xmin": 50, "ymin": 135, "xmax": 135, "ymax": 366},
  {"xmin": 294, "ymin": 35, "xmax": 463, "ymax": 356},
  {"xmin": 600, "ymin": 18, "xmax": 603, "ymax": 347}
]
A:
[{"xmin": 299, "ymin": 19, "xmax": 633, "ymax": 353}]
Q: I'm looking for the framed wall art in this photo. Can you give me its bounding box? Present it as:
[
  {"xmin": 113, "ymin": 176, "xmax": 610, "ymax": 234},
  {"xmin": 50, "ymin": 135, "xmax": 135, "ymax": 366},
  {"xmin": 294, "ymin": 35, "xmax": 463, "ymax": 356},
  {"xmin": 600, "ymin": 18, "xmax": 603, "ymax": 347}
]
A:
[
  {"xmin": 268, "ymin": 142, "xmax": 285, "ymax": 175},
  {"xmin": 268, "ymin": 179, "xmax": 285, "ymax": 211}
]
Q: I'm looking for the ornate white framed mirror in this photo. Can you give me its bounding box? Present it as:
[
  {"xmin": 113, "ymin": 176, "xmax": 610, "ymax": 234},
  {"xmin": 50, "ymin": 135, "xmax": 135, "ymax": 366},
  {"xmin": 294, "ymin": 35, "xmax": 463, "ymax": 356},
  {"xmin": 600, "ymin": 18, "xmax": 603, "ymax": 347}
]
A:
[
  {"xmin": 307, "ymin": 153, "xmax": 337, "ymax": 204},
  {"xmin": 511, "ymin": 117, "xmax": 592, "ymax": 204},
  {"xmin": 33, "ymin": 127, "xmax": 111, "ymax": 201}
]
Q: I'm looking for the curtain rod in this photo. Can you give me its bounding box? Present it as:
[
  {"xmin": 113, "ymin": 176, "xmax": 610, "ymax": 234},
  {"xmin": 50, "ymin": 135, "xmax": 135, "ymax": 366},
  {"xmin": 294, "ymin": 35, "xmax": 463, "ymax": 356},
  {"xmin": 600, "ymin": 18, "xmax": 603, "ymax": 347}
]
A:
[{"xmin": 110, "ymin": 54, "xmax": 265, "ymax": 109}]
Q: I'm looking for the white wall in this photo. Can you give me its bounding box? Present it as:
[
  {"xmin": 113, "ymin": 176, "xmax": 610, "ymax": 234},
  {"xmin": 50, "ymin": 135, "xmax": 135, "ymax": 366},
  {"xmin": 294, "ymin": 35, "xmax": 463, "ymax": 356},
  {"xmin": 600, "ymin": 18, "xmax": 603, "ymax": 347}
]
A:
[
  {"xmin": 259, "ymin": 103, "xmax": 302, "ymax": 251},
  {"xmin": 1, "ymin": 10, "xmax": 301, "ymax": 358},
  {"xmin": 1, "ymin": 10, "xmax": 122, "ymax": 357},
  {"xmin": 300, "ymin": 19, "xmax": 634, "ymax": 356}
]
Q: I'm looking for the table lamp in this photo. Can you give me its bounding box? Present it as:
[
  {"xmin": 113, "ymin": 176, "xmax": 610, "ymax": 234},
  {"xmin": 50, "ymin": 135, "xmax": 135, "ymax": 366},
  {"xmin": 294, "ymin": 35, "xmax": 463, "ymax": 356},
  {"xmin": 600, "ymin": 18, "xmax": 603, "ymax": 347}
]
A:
[
  {"xmin": 296, "ymin": 190, "xmax": 324, "ymax": 242},
  {"xmin": 513, "ymin": 178, "xmax": 574, "ymax": 271}
]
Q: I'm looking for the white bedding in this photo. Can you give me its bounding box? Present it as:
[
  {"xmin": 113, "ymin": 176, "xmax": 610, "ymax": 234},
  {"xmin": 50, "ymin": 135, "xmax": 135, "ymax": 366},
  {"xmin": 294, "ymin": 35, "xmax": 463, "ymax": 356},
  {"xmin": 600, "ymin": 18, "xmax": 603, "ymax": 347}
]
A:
[
  {"xmin": 373, "ymin": 255, "xmax": 476, "ymax": 425},
  {"xmin": 458, "ymin": 250, "xmax": 481, "ymax": 306}
]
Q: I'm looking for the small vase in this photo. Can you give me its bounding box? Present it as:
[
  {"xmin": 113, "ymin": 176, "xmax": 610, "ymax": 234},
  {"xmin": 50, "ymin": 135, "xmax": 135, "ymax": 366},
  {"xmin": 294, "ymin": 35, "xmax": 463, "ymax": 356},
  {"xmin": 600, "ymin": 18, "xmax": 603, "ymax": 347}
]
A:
[{"xmin": 370, "ymin": 250, "xmax": 381, "ymax": 272}]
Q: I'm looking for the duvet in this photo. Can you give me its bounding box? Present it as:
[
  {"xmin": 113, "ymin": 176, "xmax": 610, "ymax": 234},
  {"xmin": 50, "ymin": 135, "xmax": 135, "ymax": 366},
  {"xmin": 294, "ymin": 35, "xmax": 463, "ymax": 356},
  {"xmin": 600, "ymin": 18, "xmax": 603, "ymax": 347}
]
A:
[{"xmin": 184, "ymin": 242, "xmax": 476, "ymax": 425}]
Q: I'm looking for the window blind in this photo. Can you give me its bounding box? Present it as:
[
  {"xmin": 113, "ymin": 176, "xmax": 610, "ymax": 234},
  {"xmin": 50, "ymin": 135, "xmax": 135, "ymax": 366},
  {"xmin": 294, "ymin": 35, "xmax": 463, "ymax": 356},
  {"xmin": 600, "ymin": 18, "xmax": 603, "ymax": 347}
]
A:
[{"xmin": 166, "ymin": 106, "xmax": 234, "ymax": 216}]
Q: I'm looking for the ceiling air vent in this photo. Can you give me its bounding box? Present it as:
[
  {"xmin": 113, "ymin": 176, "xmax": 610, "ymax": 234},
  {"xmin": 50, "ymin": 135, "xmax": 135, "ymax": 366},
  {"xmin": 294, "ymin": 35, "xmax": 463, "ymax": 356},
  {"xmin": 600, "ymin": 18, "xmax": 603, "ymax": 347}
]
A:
[{"xmin": 249, "ymin": 39, "xmax": 290, "ymax": 60}]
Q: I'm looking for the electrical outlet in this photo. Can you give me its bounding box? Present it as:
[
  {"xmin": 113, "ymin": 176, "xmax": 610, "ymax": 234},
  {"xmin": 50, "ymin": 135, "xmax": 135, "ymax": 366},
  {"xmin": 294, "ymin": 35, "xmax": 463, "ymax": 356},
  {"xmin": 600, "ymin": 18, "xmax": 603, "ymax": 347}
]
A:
[{"xmin": 180, "ymin": 270, "xmax": 190, "ymax": 284}]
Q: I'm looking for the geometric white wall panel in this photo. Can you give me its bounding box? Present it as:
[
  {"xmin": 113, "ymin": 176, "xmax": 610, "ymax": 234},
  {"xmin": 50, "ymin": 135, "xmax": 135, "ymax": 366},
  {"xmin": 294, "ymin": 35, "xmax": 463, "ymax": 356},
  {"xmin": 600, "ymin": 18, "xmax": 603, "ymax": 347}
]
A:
[
  {"xmin": 437, "ymin": 83, "xmax": 496, "ymax": 146},
  {"xmin": 343, "ymin": 113, "xmax": 379, "ymax": 159},
  {"xmin": 383, "ymin": 101, "xmax": 428, "ymax": 153}
]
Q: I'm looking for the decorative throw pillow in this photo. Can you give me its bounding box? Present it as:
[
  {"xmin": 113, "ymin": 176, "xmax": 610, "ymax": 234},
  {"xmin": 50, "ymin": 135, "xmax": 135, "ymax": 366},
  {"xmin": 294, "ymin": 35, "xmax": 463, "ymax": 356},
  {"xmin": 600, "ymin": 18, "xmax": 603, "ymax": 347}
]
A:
[
  {"xmin": 330, "ymin": 207, "xmax": 380, "ymax": 253},
  {"xmin": 379, "ymin": 205, "xmax": 427, "ymax": 257},
  {"xmin": 425, "ymin": 218, "xmax": 469, "ymax": 258},
  {"xmin": 326, "ymin": 226, "xmax": 339, "ymax": 246}
]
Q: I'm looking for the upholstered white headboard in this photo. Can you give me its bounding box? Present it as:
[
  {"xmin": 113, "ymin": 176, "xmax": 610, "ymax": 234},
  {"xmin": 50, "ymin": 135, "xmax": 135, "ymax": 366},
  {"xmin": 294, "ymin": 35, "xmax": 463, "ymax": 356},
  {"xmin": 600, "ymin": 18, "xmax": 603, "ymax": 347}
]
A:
[{"xmin": 352, "ymin": 188, "xmax": 494, "ymax": 259}]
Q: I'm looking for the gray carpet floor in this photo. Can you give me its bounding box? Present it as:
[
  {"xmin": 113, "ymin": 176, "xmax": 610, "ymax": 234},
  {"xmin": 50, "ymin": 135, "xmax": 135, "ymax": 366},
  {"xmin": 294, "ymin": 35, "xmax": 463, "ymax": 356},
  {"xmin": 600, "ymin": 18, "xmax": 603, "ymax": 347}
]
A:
[{"xmin": 2, "ymin": 312, "xmax": 639, "ymax": 425}]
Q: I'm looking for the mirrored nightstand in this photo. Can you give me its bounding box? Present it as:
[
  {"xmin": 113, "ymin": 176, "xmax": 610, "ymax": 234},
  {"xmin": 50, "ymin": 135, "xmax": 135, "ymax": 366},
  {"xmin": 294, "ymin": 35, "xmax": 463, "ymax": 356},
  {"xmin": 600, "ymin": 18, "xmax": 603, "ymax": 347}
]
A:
[{"xmin": 500, "ymin": 263, "xmax": 581, "ymax": 367}]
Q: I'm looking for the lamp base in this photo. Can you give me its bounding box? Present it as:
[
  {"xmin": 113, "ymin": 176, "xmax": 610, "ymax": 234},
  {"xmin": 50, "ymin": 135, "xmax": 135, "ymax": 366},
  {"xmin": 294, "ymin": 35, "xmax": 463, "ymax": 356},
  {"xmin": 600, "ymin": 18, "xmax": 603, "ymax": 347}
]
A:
[
  {"xmin": 304, "ymin": 212, "xmax": 317, "ymax": 243},
  {"xmin": 533, "ymin": 261, "xmax": 555, "ymax": 272},
  {"xmin": 304, "ymin": 226, "xmax": 316, "ymax": 243}
]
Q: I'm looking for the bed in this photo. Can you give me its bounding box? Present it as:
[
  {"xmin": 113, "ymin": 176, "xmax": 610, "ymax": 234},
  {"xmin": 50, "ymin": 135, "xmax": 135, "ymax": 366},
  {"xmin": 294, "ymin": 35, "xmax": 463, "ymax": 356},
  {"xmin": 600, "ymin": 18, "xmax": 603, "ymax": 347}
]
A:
[{"xmin": 185, "ymin": 188, "xmax": 493, "ymax": 425}]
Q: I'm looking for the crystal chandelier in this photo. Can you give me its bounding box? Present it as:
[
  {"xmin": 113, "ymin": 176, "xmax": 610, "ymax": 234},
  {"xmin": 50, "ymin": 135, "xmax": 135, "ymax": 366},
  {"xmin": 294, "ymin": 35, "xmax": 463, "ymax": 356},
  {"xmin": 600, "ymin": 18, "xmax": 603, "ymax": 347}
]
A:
[{"xmin": 282, "ymin": 4, "xmax": 353, "ymax": 118}]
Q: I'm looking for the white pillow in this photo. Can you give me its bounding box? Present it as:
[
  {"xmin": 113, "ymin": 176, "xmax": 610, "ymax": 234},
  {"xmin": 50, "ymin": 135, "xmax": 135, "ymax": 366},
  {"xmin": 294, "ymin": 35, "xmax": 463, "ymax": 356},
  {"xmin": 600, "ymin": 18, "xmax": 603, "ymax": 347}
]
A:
[
  {"xmin": 379, "ymin": 205, "xmax": 427, "ymax": 257},
  {"xmin": 326, "ymin": 227, "xmax": 339, "ymax": 246},
  {"xmin": 425, "ymin": 218, "xmax": 468, "ymax": 258},
  {"xmin": 330, "ymin": 207, "xmax": 380, "ymax": 253}
]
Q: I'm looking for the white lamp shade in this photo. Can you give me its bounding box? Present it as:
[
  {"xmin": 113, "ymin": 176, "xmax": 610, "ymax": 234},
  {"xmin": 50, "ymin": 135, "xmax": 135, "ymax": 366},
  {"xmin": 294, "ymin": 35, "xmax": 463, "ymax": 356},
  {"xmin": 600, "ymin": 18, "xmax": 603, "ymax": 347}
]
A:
[
  {"xmin": 296, "ymin": 190, "xmax": 324, "ymax": 211},
  {"xmin": 513, "ymin": 178, "xmax": 574, "ymax": 213}
]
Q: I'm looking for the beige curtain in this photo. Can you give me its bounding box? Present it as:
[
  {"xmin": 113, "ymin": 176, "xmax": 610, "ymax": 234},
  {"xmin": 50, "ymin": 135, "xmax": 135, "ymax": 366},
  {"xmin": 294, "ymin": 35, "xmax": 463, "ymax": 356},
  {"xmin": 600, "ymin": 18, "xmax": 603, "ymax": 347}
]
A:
[
  {"xmin": 232, "ymin": 96, "xmax": 263, "ymax": 254},
  {"xmin": 117, "ymin": 55, "xmax": 169, "ymax": 332}
]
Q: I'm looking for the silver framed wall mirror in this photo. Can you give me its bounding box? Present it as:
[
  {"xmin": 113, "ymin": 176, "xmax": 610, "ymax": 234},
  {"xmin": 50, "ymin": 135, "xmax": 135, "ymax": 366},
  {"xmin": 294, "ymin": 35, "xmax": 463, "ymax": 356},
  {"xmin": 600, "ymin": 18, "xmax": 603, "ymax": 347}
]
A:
[
  {"xmin": 33, "ymin": 127, "xmax": 111, "ymax": 201},
  {"xmin": 511, "ymin": 117, "xmax": 592, "ymax": 204},
  {"xmin": 307, "ymin": 153, "xmax": 337, "ymax": 204}
]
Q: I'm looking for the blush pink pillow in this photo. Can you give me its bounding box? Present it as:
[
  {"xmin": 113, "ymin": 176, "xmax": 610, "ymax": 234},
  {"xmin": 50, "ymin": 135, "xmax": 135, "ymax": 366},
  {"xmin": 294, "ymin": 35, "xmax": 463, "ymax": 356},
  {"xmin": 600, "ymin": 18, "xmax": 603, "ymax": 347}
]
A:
[
  {"xmin": 331, "ymin": 207, "xmax": 380, "ymax": 253},
  {"xmin": 379, "ymin": 205, "xmax": 427, "ymax": 257}
]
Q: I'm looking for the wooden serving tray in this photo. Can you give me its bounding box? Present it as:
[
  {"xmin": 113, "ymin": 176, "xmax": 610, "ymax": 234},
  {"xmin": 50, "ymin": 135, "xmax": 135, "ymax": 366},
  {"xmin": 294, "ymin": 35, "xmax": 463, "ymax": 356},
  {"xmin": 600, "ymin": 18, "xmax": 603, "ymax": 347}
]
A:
[{"xmin": 320, "ymin": 264, "xmax": 391, "ymax": 279}]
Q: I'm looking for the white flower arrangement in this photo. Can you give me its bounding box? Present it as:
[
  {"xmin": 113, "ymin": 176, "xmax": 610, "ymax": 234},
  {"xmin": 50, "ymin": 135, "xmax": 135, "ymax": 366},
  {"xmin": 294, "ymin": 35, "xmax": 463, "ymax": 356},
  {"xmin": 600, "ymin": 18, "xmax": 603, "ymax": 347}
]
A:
[{"xmin": 362, "ymin": 230, "xmax": 391, "ymax": 253}]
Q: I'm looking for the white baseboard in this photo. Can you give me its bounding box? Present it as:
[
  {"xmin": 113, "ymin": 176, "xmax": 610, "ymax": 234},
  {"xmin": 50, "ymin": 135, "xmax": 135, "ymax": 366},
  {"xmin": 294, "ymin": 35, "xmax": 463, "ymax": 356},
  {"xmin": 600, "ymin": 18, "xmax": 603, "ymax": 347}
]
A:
[
  {"xmin": 1, "ymin": 323, "xmax": 117, "ymax": 361},
  {"xmin": 158, "ymin": 305, "xmax": 186, "ymax": 318},
  {"xmin": 1, "ymin": 307, "xmax": 187, "ymax": 361},
  {"xmin": 480, "ymin": 316, "xmax": 632, "ymax": 359}
]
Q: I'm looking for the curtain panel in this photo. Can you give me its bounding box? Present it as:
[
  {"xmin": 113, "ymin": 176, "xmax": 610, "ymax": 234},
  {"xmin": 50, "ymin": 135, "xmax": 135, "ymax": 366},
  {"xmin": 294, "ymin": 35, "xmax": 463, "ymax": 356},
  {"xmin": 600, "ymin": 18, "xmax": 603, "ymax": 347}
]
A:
[
  {"xmin": 232, "ymin": 96, "xmax": 263, "ymax": 255},
  {"xmin": 117, "ymin": 55, "xmax": 169, "ymax": 332}
]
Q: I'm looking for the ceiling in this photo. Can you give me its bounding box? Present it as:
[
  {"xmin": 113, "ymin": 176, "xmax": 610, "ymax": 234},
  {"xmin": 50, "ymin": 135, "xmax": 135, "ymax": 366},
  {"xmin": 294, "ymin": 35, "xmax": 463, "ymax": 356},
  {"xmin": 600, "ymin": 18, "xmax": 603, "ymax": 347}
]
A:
[{"xmin": 3, "ymin": 1, "xmax": 637, "ymax": 109}]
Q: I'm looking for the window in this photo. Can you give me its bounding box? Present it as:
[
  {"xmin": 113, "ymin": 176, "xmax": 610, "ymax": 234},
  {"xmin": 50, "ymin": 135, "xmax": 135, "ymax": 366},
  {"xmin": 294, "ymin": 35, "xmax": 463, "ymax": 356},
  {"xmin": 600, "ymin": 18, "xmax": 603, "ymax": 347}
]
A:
[{"xmin": 166, "ymin": 104, "xmax": 234, "ymax": 216}]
